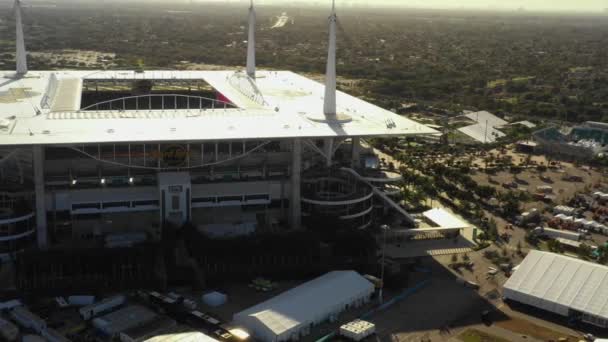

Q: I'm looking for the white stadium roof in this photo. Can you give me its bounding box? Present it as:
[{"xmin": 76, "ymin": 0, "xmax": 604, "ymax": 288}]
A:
[
  {"xmin": 504, "ymin": 250, "xmax": 608, "ymax": 320},
  {"xmin": 0, "ymin": 70, "xmax": 437, "ymax": 146},
  {"xmin": 233, "ymin": 271, "xmax": 374, "ymax": 342}
]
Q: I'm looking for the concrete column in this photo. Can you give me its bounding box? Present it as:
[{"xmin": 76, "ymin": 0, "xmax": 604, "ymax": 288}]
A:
[
  {"xmin": 290, "ymin": 139, "xmax": 302, "ymax": 230},
  {"xmin": 351, "ymin": 137, "xmax": 360, "ymax": 168},
  {"xmin": 324, "ymin": 138, "xmax": 333, "ymax": 167},
  {"xmin": 33, "ymin": 146, "xmax": 47, "ymax": 249}
]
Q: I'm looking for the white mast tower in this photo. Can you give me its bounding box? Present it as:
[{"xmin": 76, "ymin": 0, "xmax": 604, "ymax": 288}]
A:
[
  {"xmin": 323, "ymin": 0, "xmax": 337, "ymax": 117},
  {"xmin": 246, "ymin": 0, "xmax": 256, "ymax": 79},
  {"xmin": 15, "ymin": 0, "xmax": 28, "ymax": 75}
]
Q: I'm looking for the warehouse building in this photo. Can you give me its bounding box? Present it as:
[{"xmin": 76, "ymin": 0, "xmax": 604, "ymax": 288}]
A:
[
  {"xmin": 233, "ymin": 271, "xmax": 374, "ymax": 342},
  {"xmin": 504, "ymin": 250, "xmax": 608, "ymax": 328}
]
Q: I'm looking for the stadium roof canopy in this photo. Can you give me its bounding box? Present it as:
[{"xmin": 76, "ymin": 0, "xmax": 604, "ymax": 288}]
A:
[
  {"xmin": 504, "ymin": 250, "xmax": 608, "ymax": 320},
  {"xmin": 0, "ymin": 70, "xmax": 436, "ymax": 146},
  {"xmin": 233, "ymin": 271, "xmax": 373, "ymax": 342}
]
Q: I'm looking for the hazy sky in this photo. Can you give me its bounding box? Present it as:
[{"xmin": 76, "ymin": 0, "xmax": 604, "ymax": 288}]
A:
[{"xmin": 200, "ymin": 0, "xmax": 608, "ymax": 13}]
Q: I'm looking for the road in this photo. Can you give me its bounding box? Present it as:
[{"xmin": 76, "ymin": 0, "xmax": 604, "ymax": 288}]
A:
[{"xmin": 271, "ymin": 13, "xmax": 289, "ymax": 29}]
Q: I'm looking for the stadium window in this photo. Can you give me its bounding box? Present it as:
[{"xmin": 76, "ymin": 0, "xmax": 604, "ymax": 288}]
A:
[
  {"xmin": 71, "ymin": 203, "xmax": 101, "ymax": 211},
  {"xmin": 133, "ymin": 200, "xmax": 159, "ymax": 207}
]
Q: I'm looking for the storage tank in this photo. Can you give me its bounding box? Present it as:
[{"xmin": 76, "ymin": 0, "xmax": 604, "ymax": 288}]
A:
[{"xmin": 79, "ymin": 295, "xmax": 126, "ymax": 320}]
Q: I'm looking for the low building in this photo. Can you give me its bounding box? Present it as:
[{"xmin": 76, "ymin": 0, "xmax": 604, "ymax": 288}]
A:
[
  {"xmin": 504, "ymin": 250, "xmax": 608, "ymax": 328},
  {"xmin": 233, "ymin": 271, "xmax": 374, "ymax": 342}
]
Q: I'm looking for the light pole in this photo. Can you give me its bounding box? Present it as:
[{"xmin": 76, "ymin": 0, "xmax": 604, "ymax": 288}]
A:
[{"xmin": 379, "ymin": 224, "xmax": 389, "ymax": 304}]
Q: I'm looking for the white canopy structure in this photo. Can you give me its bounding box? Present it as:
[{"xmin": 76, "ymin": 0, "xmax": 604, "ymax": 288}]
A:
[
  {"xmin": 504, "ymin": 250, "xmax": 608, "ymax": 328},
  {"xmin": 457, "ymin": 111, "xmax": 508, "ymax": 144},
  {"xmin": 422, "ymin": 208, "xmax": 469, "ymax": 229},
  {"xmin": 233, "ymin": 271, "xmax": 374, "ymax": 342},
  {"xmin": 465, "ymin": 111, "xmax": 508, "ymax": 127},
  {"xmin": 458, "ymin": 124, "xmax": 506, "ymax": 144}
]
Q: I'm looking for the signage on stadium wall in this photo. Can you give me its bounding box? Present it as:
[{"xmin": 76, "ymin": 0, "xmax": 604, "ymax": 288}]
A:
[
  {"xmin": 88, "ymin": 144, "xmax": 192, "ymax": 168},
  {"xmin": 161, "ymin": 145, "xmax": 189, "ymax": 167}
]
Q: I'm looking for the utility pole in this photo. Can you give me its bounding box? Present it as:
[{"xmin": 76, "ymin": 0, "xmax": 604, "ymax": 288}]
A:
[{"xmin": 379, "ymin": 224, "xmax": 389, "ymax": 304}]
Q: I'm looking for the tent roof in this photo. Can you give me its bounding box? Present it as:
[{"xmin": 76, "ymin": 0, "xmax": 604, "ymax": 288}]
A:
[
  {"xmin": 464, "ymin": 111, "xmax": 508, "ymax": 127},
  {"xmin": 458, "ymin": 123, "xmax": 506, "ymax": 143},
  {"xmin": 235, "ymin": 271, "xmax": 373, "ymax": 337},
  {"xmin": 504, "ymin": 250, "xmax": 608, "ymax": 320},
  {"xmin": 422, "ymin": 208, "xmax": 469, "ymax": 229}
]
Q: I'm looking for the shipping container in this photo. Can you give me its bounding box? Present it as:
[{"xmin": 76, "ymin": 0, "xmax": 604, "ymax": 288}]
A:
[
  {"xmin": 41, "ymin": 328, "xmax": 71, "ymax": 342},
  {"xmin": 10, "ymin": 307, "xmax": 46, "ymax": 333},
  {"xmin": 533, "ymin": 226, "xmax": 580, "ymax": 241},
  {"xmin": 79, "ymin": 295, "xmax": 126, "ymax": 320}
]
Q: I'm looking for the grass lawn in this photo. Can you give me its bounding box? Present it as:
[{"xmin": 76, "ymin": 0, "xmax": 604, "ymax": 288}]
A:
[
  {"xmin": 458, "ymin": 329, "xmax": 510, "ymax": 342},
  {"xmin": 497, "ymin": 317, "xmax": 579, "ymax": 341}
]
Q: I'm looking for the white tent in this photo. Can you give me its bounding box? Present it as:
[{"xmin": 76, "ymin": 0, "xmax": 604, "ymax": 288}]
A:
[
  {"xmin": 233, "ymin": 271, "xmax": 373, "ymax": 342},
  {"xmin": 422, "ymin": 208, "xmax": 469, "ymax": 229},
  {"xmin": 504, "ymin": 250, "xmax": 608, "ymax": 327},
  {"xmin": 457, "ymin": 124, "xmax": 506, "ymax": 144},
  {"xmin": 465, "ymin": 111, "xmax": 508, "ymax": 128}
]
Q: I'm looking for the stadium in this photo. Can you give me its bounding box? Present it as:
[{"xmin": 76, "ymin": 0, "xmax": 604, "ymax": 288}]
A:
[
  {"xmin": 533, "ymin": 121, "xmax": 608, "ymax": 161},
  {"xmin": 0, "ymin": 0, "xmax": 436, "ymax": 272}
]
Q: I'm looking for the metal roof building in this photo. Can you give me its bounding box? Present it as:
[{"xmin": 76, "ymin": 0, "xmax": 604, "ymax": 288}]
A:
[
  {"xmin": 504, "ymin": 250, "xmax": 608, "ymax": 328},
  {"xmin": 233, "ymin": 271, "xmax": 374, "ymax": 342}
]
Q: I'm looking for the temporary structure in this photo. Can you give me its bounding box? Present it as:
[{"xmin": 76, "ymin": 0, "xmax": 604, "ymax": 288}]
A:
[
  {"xmin": 233, "ymin": 271, "xmax": 373, "ymax": 342},
  {"xmin": 340, "ymin": 319, "xmax": 375, "ymax": 341},
  {"xmin": 504, "ymin": 250, "xmax": 608, "ymax": 328}
]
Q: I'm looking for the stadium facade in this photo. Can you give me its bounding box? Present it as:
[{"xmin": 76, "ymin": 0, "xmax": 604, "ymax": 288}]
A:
[
  {"xmin": 533, "ymin": 122, "xmax": 608, "ymax": 161},
  {"xmin": 0, "ymin": 0, "xmax": 436, "ymax": 258}
]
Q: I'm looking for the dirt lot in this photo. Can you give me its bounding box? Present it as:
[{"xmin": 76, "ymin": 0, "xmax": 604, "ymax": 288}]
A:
[
  {"xmin": 457, "ymin": 329, "xmax": 509, "ymax": 342},
  {"xmin": 471, "ymin": 163, "xmax": 603, "ymax": 212}
]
